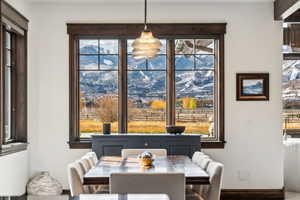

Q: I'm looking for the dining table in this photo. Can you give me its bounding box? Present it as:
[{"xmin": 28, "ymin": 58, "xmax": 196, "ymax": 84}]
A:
[{"xmin": 83, "ymin": 155, "xmax": 210, "ymax": 185}]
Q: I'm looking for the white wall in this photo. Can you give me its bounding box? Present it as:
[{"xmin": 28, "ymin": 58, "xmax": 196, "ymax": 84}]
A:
[
  {"xmin": 0, "ymin": 151, "xmax": 29, "ymax": 195},
  {"xmin": 28, "ymin": 2, "xmax": 283, "ymax": 189},
  {"xmin": 6, "ymin": 0, "xmax": 30, "ymax": 18},
  {"xmin": 0, "ymin": 0, "xmax": 31, "ymax": 196}
]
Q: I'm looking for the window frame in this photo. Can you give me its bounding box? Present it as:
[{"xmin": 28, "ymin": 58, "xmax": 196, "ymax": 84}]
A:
[
  {"xmin": 68, "ymin": 23, "xmax": 226, "ymax": 149},
  {"xmin": 0, "ymin": 0, "xmax": 29, "ymax": 156}
]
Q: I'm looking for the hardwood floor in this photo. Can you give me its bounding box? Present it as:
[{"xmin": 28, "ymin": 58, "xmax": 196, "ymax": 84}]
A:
[{"xmin": 286, "ymin": 192, "xmax": 300, "ymax": 200}]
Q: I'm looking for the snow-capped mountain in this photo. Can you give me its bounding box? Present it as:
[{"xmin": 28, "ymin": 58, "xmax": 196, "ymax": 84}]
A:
[
  {"xmin": 79, "ymin": 44, "xmax": 214, "ymax": 100},
  {"xmin": 282, "ymin": 60, "xmax": 300, "ymax": 101}
]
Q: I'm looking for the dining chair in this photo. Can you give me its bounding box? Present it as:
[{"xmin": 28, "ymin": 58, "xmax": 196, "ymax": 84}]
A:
[
  {"xmin": 121, "ymin": 149, "xmax": 167, "ymax": 158},
  {"xmin": 192, "ymin": 151, "xmax": 204, "ymax": 163},
  {"xmin": 68, "ymin": 161, "xmax": 90, "ymax": 196},
  {"xmin": 79, "ymin": 156, "xmax": 92, "ymax": 174},
  {"xmin": 198, "ymin": 157, "xmax": 211, "ymax": 170},
  {"xmin": 85, "ymin": 154, "xmax": 96, "ymax": 168},
  {"xmin": 86, "ymin": 152, "xmax": 98, "ymax": 165},
  {"xmin": 110, "ymin": 172, "xmax": 185, "ymax": 200},
  {"xmin": 187, "ymin": 161, "xmax": 224, "ymax": 200},
  {"xmin": 195, "ymin": 155, "xmax": 210, "ymax": 166}
]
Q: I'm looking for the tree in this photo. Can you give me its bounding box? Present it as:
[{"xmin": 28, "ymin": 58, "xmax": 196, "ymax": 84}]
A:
[
  {"xmin": 182, "ymin": 97, "xmax": 190, "ymax": 109},
  {"xmin": 80, "ymin": 93, "xmax": 85, "ymax": 111},
  {"xmin": 189, "ymin": 98, "xmax": 197, "ymax": 110},
  {"xmin": 96, "ymin": 96, "xmax": 118, "ymax": 123},
  {"xmin": 151, "ymin": 100, "xmax": 166, "ymax": 110},
  {"xmin": 182, "ymin": 97, "xmax": 197, "ymax": 110}
]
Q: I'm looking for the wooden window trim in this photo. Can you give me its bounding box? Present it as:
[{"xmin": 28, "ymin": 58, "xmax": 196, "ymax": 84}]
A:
[
  {"xmin": 0, "ymin": 0, "xmax": 28, "ymax": 155},
  {"xmin": 68, "ymin": 23, "xmax": 226, "ymax": 149}
]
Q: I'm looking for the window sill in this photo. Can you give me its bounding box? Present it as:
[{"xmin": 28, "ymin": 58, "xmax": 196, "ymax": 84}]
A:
[
  {"xmin": 68, "ymin": 139, "xmax": 226, "ymax": 149},
  {"xmin": 0, "ymin": 142, "xmax": 28, "ymax": 157}
]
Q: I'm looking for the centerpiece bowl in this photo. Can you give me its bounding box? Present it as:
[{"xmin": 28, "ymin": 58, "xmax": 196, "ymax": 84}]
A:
[
  {"xmin": 166, "ymin": 125, "xmax": 186, "ymax": 135},
  {"xmin": 138, "ymin": 152, "xmax": 154, "ymax": 168}
]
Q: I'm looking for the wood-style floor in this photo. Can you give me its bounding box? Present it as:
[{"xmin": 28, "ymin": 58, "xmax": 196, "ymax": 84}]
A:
[
  {"xmin": 18, "ymin": 192, "xmax": 300, "ymax": 200},
  {"xmin": 286, "ymin": 192, "xmax": 300, "ymax": 200}
]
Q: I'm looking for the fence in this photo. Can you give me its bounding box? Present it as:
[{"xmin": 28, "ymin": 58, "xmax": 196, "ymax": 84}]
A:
[{"xmin": 80, "ymin": 108, "xmax": 214, "ymax": 122}]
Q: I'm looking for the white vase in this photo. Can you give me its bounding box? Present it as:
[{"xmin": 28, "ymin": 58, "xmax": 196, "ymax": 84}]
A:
[{"xmin": 27, "ymin": 171, "xmax": 63, "ymax": 195}]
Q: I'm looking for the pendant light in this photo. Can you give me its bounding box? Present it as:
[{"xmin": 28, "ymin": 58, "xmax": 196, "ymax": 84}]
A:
[{"xmin": 132, "ymin": 0, "xmax": 162, "ymax": 60}]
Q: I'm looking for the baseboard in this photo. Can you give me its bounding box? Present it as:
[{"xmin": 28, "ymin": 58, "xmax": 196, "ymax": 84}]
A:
[{"xmin": 220, "ymin": 189, "xmax": 285, "ymax": 200}]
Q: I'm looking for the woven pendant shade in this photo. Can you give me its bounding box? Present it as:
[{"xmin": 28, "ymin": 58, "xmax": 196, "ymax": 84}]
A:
[
  {"xmin": 132, "ymin": 31, "xmax": 162, "ymax": 60},
  {"xmin": 132, "ymin": 0, "xmax": 161, "ymax": 60}
]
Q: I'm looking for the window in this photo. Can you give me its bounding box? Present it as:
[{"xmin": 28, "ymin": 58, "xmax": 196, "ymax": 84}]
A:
[
  {"xmin": 68, "ymin": 24, "xmax": 225, "ymax": 148},
  {"xmin": 175, "ymin": 39, "xmax": 215, "ymax": 137},
  {"xmin": 282, "ymin": 58, "xmax": 300, "ymax": 135},
  {"xmin": 3, "ymin": 29, "xmax": 15, "ymax": 143},
  {"xmin": 79, "ymin": 39, "xmax": 119, "ymax": 137},
  {"xmin": 127, "ymin": 40, "xmax": 167, "ymax": 133},
  {"xmin": 0, "ymin": 0, "xmax": 28, "ymax": 154}
]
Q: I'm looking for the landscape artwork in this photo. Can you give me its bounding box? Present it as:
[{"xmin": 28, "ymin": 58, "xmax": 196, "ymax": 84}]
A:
[
  {"xmin": 236, "ymin": 73, "xmax": 269, "ymax": 101},
  {"xmin": 242, "ymin": 79, "xmax": 264, "ymax": 95}
]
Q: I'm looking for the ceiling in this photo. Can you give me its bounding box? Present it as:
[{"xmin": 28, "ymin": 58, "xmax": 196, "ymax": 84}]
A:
[{"xmin": 28, "ymin": 0, "xmax": 274, "ymax": 3}]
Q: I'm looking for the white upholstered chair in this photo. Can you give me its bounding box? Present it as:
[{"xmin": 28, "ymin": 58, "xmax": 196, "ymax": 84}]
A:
[
  {"xmin": 121, "ymin": 149, "xmax": 167, "ymax": 158},
  {"xmin": 68, "ymin": 161, "xmax": 89, "ymax": 196},
  {"xmin": 110, "ymin": 172, "xmax": 185, "ymax": 200},
  {"xmin": 192, "ymin": 151, "xmax": 204, "ymax": 163},
  {"xmin": 202, "ymin": 162, "xmax": 224, "ymax": 200},
  {"xmin": 79, "ymin": 156, "xmax": 92, "ymax": 174},
  {"xmin": 187, "ymin": 161, "xmax": 224, "ymax": 200},
  {"xmin": 86, "ymin": 152, "xmax": 98, "ymax": 166},
  {"xmin": 198, "ymin": 157, "xmax": 211, "ymax": 170}
]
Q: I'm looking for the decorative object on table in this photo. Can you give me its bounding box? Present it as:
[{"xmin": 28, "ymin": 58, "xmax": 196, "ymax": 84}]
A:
[
  {"xmin": 132, "ymin": 0, "xmax": 162, "ymax": 60},
  {"xmin": 103, "ymin": 123, "xmax": 111, "ymax": 135},
  {"xmin": 27, "ymin": 171, "xmax": 63, "ymax": 195},
  {"xmin": 236, "ymin": 73, "xmax": 269, "ymax": 101},
  {"xmin": 138, "ymin": 151, "xmax": 154, "ymax": 168},
  {"xmin": 166, "ymin": 125, "xmax": 186, "ymax": 135}
]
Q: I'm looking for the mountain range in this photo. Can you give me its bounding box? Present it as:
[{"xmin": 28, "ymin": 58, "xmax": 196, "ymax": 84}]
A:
[{"xmin": 79, "ymin": 44, "xmax": 214, "ymax": 102}]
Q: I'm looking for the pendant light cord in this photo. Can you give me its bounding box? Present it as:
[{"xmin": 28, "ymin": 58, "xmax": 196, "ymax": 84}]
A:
[{"xmin": 144, "ymin": 0, "xmax": 148, "ymax": 31}]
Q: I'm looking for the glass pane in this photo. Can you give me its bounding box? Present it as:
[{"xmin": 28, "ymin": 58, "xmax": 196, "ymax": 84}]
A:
[
  {"xmin": 5, "ymin": 31, "xmax": 11, "ymax": 49},
  {"xmin": 283, "ymin": 60, "xmax": 300, "ymax": 134},
  {"xmin": 127, "ymin": 55, "xmax": 146, "ymax": 70},
  {"xmin": 100, "ymin": 40, "xmax": 118, "ymax": 54},
  {"xmin": 128, "ymin": 71, "xmax": 166, "ymax": 133},
  {"xmin": 175, "ymin": 55, "xmax": 194, "ymax": 70},
  {"xmin": 195, "ymin": 55, "xmax": 214, "ymax": 70},
  {"xmin": 100, "ymin": 55, "xmax": 118, "ymax": 70},
  {"xmin": 175, "ymin": 39, "xmax": 194, "ymax": 54},
  {"xmin": 148, "ymin": 56, "xmax": 166, "ymax": 70},
  {"xmin": 4, "ymin": 67, "xmax": 11, "ymax": 141},
  {"xmin": 160, "ymin": 40, "xmax": 167, "ymax": 54},
  {"xmin": 80, "ymin": 40, "xmax": 99, "ymax": 54},
  {"xmin": 5, "ymin": 50, "xmax": 11, "ymax": 66},
  {"xmin": 80, "ymin": 71, "xmax": 118, "ymax": 137},
  {"xmin": 195, "ymin": 39, "xmax": 214, "ymax": 54},
  {"xmin": 175, "ymin": 71, "xmax": 214, "ymax": 136},
  {"xmin": 127, "ymin": 40, "xmax": 134, "ymax": 54},
  {"xmin": 80, "ymin": 55, "xmax": 98, "ymax": 70}
]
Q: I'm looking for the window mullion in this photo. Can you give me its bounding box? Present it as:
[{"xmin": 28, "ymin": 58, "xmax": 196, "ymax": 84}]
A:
[
  {"xmin": 167, "ymin": 39, "xmax": 175, "ymax": 126},
  {"xmin": 118, "ymin": 39, "xmax": 127, "ymax": 133}
]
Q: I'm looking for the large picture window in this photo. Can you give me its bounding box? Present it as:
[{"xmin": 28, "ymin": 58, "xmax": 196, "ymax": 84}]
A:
[
  {"xmin": 0, "ymin": 0, "xmax": 28, "ymax": 154},
  {"xmin": 68, "ymin": 24, "xmax": 226, "ymax": 148}
]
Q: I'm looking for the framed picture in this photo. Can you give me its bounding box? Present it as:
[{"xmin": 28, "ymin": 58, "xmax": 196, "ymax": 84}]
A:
[{"xmin": 236, "ymin": 73, "xmax": 269, "ymax": 101}]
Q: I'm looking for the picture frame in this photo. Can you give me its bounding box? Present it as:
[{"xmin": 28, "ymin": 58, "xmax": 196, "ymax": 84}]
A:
[{"xmin": 236, "ymin": 73, "xmax": 269, "ymax": 101}]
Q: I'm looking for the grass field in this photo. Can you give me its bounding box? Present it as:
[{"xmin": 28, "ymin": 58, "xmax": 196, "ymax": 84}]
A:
[{"xmin": 80, "ymin": 120, "xmax": 210, "ymax": 137}]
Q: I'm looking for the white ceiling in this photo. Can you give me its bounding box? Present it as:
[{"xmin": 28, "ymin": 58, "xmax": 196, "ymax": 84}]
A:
[{"xmin": 28, "ymin": 0, "xmax": 274, "ymax": 3}]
